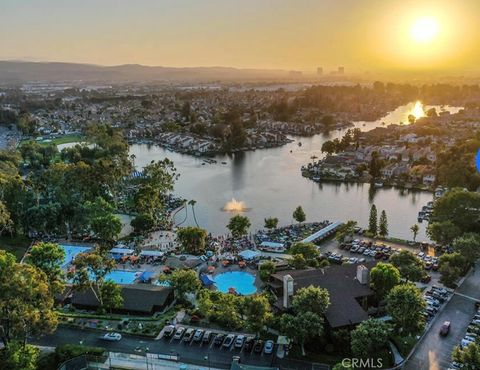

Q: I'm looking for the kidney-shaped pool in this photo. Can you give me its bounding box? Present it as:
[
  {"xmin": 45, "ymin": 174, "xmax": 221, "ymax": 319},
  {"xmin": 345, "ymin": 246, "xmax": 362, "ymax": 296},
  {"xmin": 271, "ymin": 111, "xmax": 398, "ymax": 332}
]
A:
[{"xmin": 213, "ymin": 271, "xmax": 257, "ymax": 295}]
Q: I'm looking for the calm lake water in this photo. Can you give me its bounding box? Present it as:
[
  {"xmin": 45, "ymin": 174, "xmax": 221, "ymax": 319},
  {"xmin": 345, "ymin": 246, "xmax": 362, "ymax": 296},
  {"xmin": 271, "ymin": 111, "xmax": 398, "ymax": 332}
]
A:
[{"xmin": 130, "ymin": 102, "xmax": 462, "ymax": 241}]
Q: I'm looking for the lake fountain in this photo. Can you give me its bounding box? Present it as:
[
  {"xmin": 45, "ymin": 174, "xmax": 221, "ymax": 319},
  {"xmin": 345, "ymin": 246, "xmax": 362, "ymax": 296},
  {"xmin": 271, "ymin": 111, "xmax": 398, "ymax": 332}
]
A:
[{"xmin": 223, "ymin": 198, "xmax": 248, "ymax": 212}]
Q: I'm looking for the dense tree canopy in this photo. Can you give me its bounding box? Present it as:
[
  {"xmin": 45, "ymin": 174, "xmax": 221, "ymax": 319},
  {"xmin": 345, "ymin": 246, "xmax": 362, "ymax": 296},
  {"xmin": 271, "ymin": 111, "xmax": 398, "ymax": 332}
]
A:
[
  {"xmin": 386, "ymin": 283, "xmax": 425, "ymax": 334},
  {"xmin": 176, "ymin": 227, "xmax": 208, "ymax": 255},
  {"xmin": 0, "ymin": 250, "xmax": 58, "ymax": 346},
  {"xmin": 370, "ymin": 263, "xmax": 401, "ymax": 299}
]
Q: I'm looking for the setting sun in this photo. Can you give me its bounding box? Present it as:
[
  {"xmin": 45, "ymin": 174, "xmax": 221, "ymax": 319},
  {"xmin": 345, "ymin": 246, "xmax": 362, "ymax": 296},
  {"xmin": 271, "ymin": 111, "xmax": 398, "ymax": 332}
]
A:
[{"xmin": 410, "ymin": 17, "xmax": 440, "ymax": 43}]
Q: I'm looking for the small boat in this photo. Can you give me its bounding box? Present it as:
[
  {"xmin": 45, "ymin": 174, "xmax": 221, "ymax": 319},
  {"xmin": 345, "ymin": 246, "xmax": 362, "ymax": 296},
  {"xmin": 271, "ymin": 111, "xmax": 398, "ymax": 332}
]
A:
[
  {"xmin": 221, "ymin": 161, "xmax": 227, "ymax": 165},
  {"xmin": 374, "ymin": 182, "xmax": 383, "ymax": 188},
  {"xmin": 312, "ymin": 176, "xmax": 321, "ymax": 182}
]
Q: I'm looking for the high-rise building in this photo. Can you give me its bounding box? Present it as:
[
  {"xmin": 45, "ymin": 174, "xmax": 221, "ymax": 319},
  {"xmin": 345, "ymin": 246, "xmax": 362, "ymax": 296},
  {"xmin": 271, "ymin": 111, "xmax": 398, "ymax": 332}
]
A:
[
  {"xmin": 317, "ymin": 67, "xmax": 323, "ymax": 75},
  {"xmin": 338, "ymin": 66, "xmax": 345, "ymax": 74}
]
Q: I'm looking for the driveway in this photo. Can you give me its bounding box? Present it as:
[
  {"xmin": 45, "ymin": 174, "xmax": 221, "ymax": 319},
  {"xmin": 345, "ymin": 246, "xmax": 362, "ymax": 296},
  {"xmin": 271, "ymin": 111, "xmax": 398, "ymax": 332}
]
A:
[{"xmin": 402, "ymin": 262, "xmax": 480, "ymax": 370}]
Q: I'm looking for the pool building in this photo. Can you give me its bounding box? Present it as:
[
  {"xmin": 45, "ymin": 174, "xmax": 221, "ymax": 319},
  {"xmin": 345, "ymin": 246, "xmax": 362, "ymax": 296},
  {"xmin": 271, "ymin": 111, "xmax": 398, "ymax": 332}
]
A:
[{"xmin": 54, "ymin": 243, "xmax": 174, "ymax": 315}]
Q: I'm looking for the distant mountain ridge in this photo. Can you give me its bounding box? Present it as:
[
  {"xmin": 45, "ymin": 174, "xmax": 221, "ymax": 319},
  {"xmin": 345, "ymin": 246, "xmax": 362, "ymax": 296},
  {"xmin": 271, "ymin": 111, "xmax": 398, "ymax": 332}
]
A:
[{"xmin": 0, "ymin": 61, "xmax": 291, "ymax": 83}]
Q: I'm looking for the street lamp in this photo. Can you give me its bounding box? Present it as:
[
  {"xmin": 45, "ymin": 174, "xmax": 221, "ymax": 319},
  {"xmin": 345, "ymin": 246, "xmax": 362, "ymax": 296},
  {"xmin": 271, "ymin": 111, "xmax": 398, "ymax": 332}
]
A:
[{"xmin": 145, "ymin": 347, "xmax": 150, "ymax": 370}]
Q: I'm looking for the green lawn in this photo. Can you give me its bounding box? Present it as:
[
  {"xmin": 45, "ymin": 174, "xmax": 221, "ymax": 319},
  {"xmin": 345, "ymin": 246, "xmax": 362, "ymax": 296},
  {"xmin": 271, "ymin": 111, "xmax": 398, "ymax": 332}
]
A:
[
  {"xmin": 391, "ymin": 334, "xmax": 418, "ymax": 357},
  {"xmin": 20, "ymin": 134, "xmax": 84, "ymax": 147},
  {"xmin": 0, "ymin": 235, "xmax": 30, "ymax": 260}
]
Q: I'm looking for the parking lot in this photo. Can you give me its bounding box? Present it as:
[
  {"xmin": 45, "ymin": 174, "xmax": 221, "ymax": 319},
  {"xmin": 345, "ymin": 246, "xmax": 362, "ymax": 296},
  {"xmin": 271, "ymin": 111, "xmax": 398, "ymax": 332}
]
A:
[
  {"xmin": 159, "ymin": 325, "xmax": 279, "ymax": 367},
  {"xmin": 403, "ymin": 263, "xmax": 480, "ymax": 370}
]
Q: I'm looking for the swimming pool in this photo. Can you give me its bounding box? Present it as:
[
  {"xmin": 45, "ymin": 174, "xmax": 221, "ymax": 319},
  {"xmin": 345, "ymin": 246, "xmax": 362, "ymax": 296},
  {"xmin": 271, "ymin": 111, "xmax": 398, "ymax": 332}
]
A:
[
  {"xmin": 105, "ymin": 270, "xmax": 142, "ymax": 284},
  {"xmin": 60, "ymin": 244, "xmax": 92, "ymax": 268},
  {"xmin": 213, "ymin": 271, "xmax": 257, "ymax": 295}
]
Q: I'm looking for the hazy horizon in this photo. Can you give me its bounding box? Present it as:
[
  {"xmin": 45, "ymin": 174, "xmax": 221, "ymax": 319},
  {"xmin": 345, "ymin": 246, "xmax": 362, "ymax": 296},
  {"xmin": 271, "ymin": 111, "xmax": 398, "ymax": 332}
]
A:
[{"xmin": 1, "ymin": 0, "xmax": 480, "ymax": 74}]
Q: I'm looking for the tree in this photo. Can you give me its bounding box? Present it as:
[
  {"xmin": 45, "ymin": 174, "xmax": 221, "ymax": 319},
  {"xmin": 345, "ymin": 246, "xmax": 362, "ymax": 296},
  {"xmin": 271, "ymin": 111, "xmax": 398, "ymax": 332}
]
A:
[
  {"xmin": 290, "ymin": 254, "xmax": 307, "ymax": 269},
  {"xmin": 25, "ymin": 242, "xmax": 65, "ymax": 294},
  {"xmin": 160, "ymin": 269, "xmax": 200, "ymax": 301},
  {"xmin": 100, "ymin": 280, "xmax": 123, "ymax": 313},
  {"xmin": 188, "ymin": 199, "xmax": 200, "ymax": 227},
  {"xmin": 369, "ymin": 151, "xmax": 383, "ymax": 178},
  {"xmin": 438, "ymin": 252, "xmax": 468, "ymax": 288},
  {"xmin": 351, "ymin": 318, "xmax": 390, "ymax": 359},
  {"xmin": 390, "ymin": 250, "xmax": 424, "ymax": 282},
  {"xmin": 289, "ymin": 242, "xmax": 319, "ymax": 260},
  {"xmin": 242, "ymin": 295, "xmax": 272, "ymax": 335},
  {"xmin": 292, "ymin": 286, "xmax": 330, "ymax": 316},
  {"xmin": 292, "ymin": 206, "xmax": 306, "ymax": 224},
  {"xmin": 259, "ymin": 261, "xmax": 276, "ymax": 281},
  {"xmin": 410, "ymin": 224, "xmax": 420, "ymax": 242},
  {"xmin": 368, "ymin": 204, "xmax": 378, "ymax": 235},
  {"xmin": 452, "ymin": 342, "xmax": 480, "ymax": 370},
  {"xmin": 0, "ymin": 341, "xmax": 39, "ymax": 370},
  {"xmin": 227, "ymin": 215, "xmax": 251, "ymax": 239},
  {"xmin": 370, "ymin": 263, "xmax": 401, "ymax": 299},
  {"xmin": 0, "ymin": 250, "xmax": 58, "ymax": 346},
  {"xmin": 264, "ymin": 217, "xmax": 279, "ymax": 231},
  {"xmin": 130, "ymin": 213, "xmax": 155, "ymax": 233},
  {"xmin": 333, "ymin": 363, "xmax": 353, "ymax": 370},
  {"xmin": 386, "ymin": 283, "xmax": 426, "ymax": 334},
  {"xmin": 85, "ymin": 197, "xmax": 122, "ymax": 243},
  {"xmin": 335, "ymin": 220, "xmax": 357, "ymax": 243},
  {"xmin": 280, "ymin": 311, "xmax": 324, "ymax": 356},
  {"xmin": 427, "ymin": 220, "xmax": 462, "ymax": 245},
  {"xmin": 453, "ymin": 233, "xmax": 480, "ymax": 265},
  {"xmin": 69, "ymin": 250, "xmax": 117, "ymax": 309},
  {"xmin": 0, "ymin": 200, "xmax": 13, "ymax": 235},
  {"xmin": 176, "ymin": 226, "xmax": 208, "ymax": 255},
  {"xmin": 431, "ymin": 189, "xmax": 480, "ymax": 235},
  {"xmin": 378, "ymin": 210, "xmax": 388, "ymax": 237}
]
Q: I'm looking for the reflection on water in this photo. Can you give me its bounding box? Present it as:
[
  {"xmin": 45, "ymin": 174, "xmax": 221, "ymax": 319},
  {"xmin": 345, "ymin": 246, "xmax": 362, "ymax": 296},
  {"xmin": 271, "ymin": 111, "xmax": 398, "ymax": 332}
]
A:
[{"xmin": 129, "ymin": 102, "xmax": 463, "ymax": 241}]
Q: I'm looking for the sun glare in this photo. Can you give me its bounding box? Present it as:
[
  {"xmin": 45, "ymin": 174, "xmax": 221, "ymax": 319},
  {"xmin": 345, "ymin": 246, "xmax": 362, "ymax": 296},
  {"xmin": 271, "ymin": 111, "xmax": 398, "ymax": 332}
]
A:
[{"xmin": 410, "ymin": 17, "xmax": 439, "ymax": 43}]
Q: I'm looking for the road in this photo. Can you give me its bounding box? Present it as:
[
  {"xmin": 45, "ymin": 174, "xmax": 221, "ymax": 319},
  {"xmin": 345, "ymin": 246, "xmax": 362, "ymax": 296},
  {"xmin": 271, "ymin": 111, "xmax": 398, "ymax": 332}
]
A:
[
  {"xmin": 402, "ymin": 262, "xmax": 480, "ymax": 370},
  {"xmin": 32, "ymin": 327, "xmax": 319, "ymax": 370}
]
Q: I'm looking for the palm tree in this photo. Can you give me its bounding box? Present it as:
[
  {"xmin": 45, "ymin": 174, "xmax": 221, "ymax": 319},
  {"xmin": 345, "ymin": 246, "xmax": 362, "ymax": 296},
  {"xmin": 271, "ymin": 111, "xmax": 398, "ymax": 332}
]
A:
[
  {"xmin": 188, "ymin": 199, "xmax": 199, "ymax": 227},
  {"xmin": 410, "ymin": 224, "xmax": 420, "ymax": 242}
]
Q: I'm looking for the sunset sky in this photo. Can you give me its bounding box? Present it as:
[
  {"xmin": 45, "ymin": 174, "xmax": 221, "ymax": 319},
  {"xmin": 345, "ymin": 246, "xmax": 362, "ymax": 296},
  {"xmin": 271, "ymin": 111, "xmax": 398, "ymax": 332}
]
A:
[{"xmin": 1, "ymin": 0, "xmax": 479, "ymax": 72}]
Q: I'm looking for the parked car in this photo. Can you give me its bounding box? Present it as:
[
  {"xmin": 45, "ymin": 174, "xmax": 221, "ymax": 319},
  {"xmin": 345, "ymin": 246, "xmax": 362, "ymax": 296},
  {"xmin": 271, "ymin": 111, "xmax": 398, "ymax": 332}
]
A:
[
  {"xmin": 234, "ymin": 335, "xmax": 245, "ymax": 348},
  {"xmin": 439, "ymin": 321, "xmax": 451, "ymax": 336},
  {"xmin": 162, "ymin": 325, "xmax": 176, "ymax": 339},
  {"xmin": 214, "ymin": 333, "xmax": 225, "ymax": 346},
  {"xmin": 223, "ymin": 334, "xmax": 235, "ymax": 348},
  {"xmin": 244, "ymin": 336, "xmax": 255, "ymax": 352},
  {"xmin": 264, "ymin": 340, "xmax": 274, "ymax": 354},
  {"xmin": 183, "ymin": 328, "xmax": 195, "ymax": 342},
  {"xmin": 101, "ymin": 332, "xmax": 122, "ymax": 341},
  {"xmin": 203, "ymin": 331, "xmax": 213, "ymax": 343},
  {"xmin": 173, "ymin": 327, "xmax": 185, "ymax": 340},
  {"xmin": 193, "ymin": 329, "xmax": 204, "ymax": 342},
  {"xmin": 253, "ymin": 340, "xmax": 264, "ymax": 353}
]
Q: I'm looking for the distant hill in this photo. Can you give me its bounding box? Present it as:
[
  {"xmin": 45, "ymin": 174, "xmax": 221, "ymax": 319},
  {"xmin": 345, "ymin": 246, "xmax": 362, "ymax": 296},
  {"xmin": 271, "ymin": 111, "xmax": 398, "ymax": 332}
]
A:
[{"xmin": 0, "ymin": 61, "xmax": 291, "ymax": 83}]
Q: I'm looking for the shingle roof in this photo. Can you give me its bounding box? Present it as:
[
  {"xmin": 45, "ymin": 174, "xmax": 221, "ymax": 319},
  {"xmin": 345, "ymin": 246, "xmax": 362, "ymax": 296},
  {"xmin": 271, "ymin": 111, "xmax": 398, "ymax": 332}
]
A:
[
  {"xmin": 72, "ymin": 284, "xmax": 173, "ymax": 313},
  {"xmin": 271, "ymin": 262, "xmax": 376, "ymax": 328}
]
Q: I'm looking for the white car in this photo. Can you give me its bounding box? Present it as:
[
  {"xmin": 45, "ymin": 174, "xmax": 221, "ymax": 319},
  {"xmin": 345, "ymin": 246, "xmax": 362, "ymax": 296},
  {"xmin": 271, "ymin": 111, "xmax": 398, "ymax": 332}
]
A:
[
  {"xmin": 234, "ymin": 335, "xmax": 245, "ymax": 348},
  {"xmin": 264, "ymin": 340, "xmax": 274, "ymax": 354},
  {"xmin": 101, "ymin": 332, "xmax": 122, "ymax": 341}
]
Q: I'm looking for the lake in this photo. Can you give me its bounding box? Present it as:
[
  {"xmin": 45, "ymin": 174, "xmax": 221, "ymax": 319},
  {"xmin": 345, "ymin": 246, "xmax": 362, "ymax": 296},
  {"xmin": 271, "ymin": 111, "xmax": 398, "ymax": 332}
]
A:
[{"xmin": 129, "ymin": 102, "xmax": 461, "ymax": 241}]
